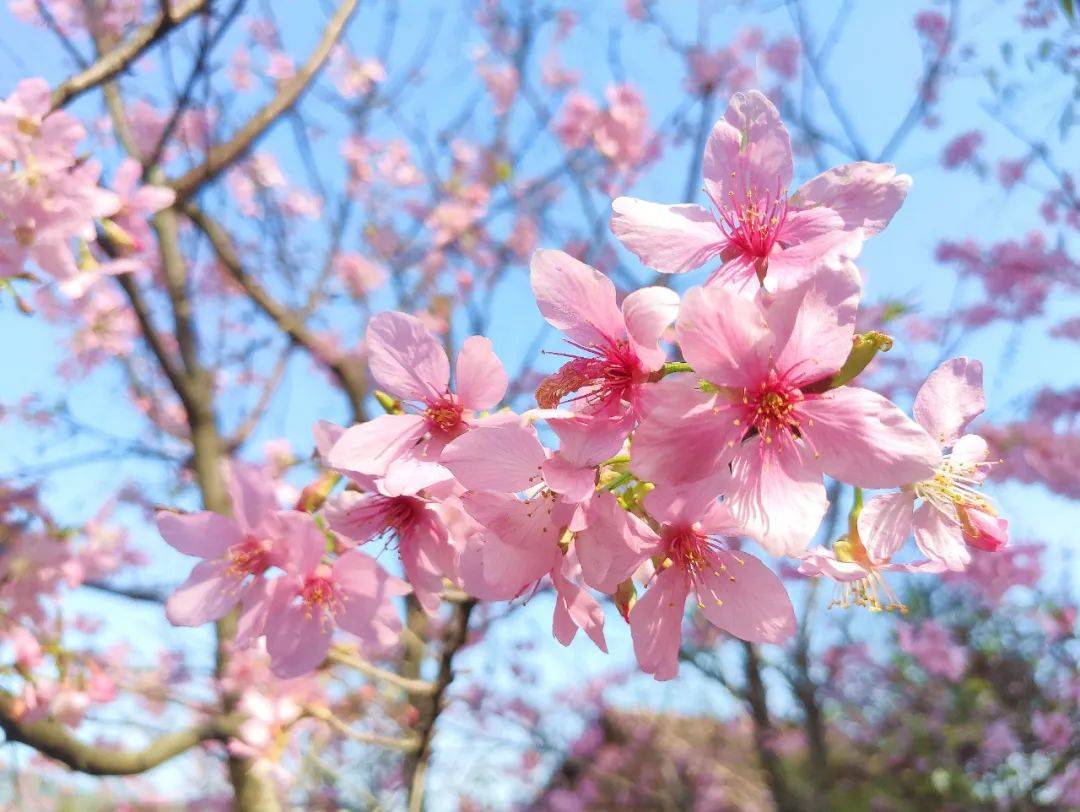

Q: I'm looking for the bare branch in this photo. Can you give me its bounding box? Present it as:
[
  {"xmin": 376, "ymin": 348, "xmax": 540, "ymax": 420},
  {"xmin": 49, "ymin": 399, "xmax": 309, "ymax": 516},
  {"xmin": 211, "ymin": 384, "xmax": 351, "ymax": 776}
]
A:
[
  {"xmin": 0, "ymin": 694, "xmax": 237, "ymax": 776},
  {"xmin": 169, "ymin": 0, "xmax": 360, "ymax": 203},
  {"xmin": 49, "ymin": 0, "xmax": 210, "ymax": 110}
]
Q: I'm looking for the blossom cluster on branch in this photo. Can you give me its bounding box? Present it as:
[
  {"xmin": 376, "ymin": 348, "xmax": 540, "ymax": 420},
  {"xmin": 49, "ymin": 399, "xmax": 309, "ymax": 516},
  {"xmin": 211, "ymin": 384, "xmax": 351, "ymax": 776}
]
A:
[{"xmin": 156, "ymin": 91, "xmax": 1010, "ymax": 682}]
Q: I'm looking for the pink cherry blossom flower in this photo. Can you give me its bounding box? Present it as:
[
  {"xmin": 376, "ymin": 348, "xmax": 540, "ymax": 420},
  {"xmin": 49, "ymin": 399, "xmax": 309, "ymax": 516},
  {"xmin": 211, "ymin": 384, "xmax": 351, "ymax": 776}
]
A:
[
  {"xmin": 256, "ymin": 550, "xmax": 408, "ymax": 679},
  {"xmin": 610, "ymin": 90, "xmax": 911, "ymax": 292},
  {"xmin": 579, "ymin": 477, "xmax": 795, "ymax": 680},
  {"xmin": 157, "ymin": 462, "xmax": 299, "ymax": 627},
  {"xmin": 798, "ymin": 528, "xmax": 945, "ymax": 614},
  {"xmin": 634, "ymin": 265, "xmax": 941, "ymax": 555},
  {"xmin": 857, "ymin": 358, "xmax": 1009, "ymax": 572},
  {"xmin": 530, "ymin": 249, "xmax": 678, "ymax": 441},
  {"xmin": 322, "ymin": 458, "xmax": 456, "ymax": 614},
  {"xmin": 456, "ymin": 490, "xmax": 607, "ymax": 652},
  {"xmin": 327, "ymin": 311, "xmax": 508, "ymax": 475}
]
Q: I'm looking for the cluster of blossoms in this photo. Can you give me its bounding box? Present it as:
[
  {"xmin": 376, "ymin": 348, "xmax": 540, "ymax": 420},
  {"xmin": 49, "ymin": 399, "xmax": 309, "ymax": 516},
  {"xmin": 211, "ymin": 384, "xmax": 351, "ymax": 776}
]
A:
[
  {"xmin": 160, "ymin": 91, "xmax": 1009, "ymax": 681},
  {"xmin": 0, "ymin": 79, "xmax": 172, "ymax": 300}
]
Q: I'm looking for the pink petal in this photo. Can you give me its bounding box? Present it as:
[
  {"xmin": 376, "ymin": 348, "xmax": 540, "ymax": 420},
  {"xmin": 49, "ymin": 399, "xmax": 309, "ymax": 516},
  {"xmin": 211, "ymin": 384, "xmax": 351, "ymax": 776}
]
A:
[
  {"xmin": 379, "ymin": 457, "xmax": 453, "ymax": 497},
  {"xmin": 459, "ymin": 531, "xmax": 559, "ymax": 600},
  {"xmin": 234, "ymin": 577, "xmax": 276, "ymax": 648},
  {"xmin": 226, "ymin": 461, "xmax": 279, "ymax": 536},
  {"xmin": 704, "ymin": 91, "xmax": 792, "ymax": 208},
  {"xmin": 530, "ymin": 249, "xmax": 625, "ymax": 346},
  {"xmin": 767, "ymin": 262, "xmax": 861, "ymax": 385},
  {"xmin": 792, "ymin": 161, "xmax": 912, "ymax": 236},
  {"xmin": 913, "ymin": 357, "xmax": 986, "ymax": 446},
  {"xmin": 631, "ymin": 377, "xmax": 742, "ymax": 485},
  {"xmin": 609, "ymin": 198, "xmax": 724, "ymax": 274},
  {"xmin": 676, "ymin": 284, "xmax": 772, "ymax": 388},
  {"xmin": 642, "ymin": 472, "xmax": 732, "ymax": 528},
  {"xmin": 266, "ymin": 599, "xmax": 332, "ymax": 679},
  {"xmin": 334, "ymin": 552, "xmax": 408, "ymax": 649},
  {"xmin": 323, "ymin": 491, "xmax": 391, "ymax": 545},
  {"xmin": 797, "ymin": 550, "xmax": 869, "ymax": 581},
  {"xmin": 857, "ymin": 491, "xmax": 916, "ymax": 564},
  {"xmin": 629, "ymin": 567, "xmax": 688, "ymax": 681},
  {"xmin": 156, "ymin": 510, "xmax": 240, "ymax": 559},
  {"xmin": 913, "ymin": 502, "xmax": 970, "ymax": 571},
  {"xmin": 620, "ymin": 285, "xmax": 680, "ymax": 371},
  {"xmin": 575, "ymin": 491, "xmax": 660, "ymax": 593},
  {"xmin": 400, "ymin": 514, "xmax": 454, "ymax": 614},
  {"xmin": 800, "ymin": 387, "xmax": 942, "ymax": 488},
  {"xmin": 455, "ymin": 335, "xmax": 508, "ymax": 410},
  {"xmin": 699, "ymin": 551, "xmax": 796, "ymax": 643},
  {"xmin": 165, "ymin": 560, "xmax": 242, "ymax": 627},
  {"xmin": 952, "ymin": 433, "xmax": 989, "ymax": 471},
  {"xmin": 326, "ymin": 413, "xmax": 427, "ymax": 476},
  {"xmin": 366, "ymin": 311, "xmax": 450, "ymax": 402},
  {"xmin": 541, "ymin": 456, "xmax": 596, "ymax": 503},
  {"xmin": 963, "ymin": 508, "xmax": 1008, "ymax": 552},
  {"xmin": 727, "ymin": 439, "xmax": 829, "ymax": 556},
  {"xmin": 551, "ymin": 559, "xmax": 607, "ymax": 652},
  {"xmin": 264, "ymin": 510, "xmax": 325, "ymax": 574},
  {"xmin": 313, "ymin": 419, "xmax": 347, "ymax": 463},
  {"xmin": 548, "ymin": 414, "xmax": 626, "ymax": 468},
  {"xmin": 462, "ymin": 491, "xmax": 571, "ymax": 551},
  {"xmin": 441, "ymin": 423, "xmax": 546, "ymax": 492}
]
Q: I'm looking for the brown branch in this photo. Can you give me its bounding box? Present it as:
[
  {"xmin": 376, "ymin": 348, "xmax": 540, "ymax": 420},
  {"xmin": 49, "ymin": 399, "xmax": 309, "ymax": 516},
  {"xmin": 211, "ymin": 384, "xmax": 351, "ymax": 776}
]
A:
[
  {"xmin": 741, "ymin": 642, "xmax": 801, "ymax": 812},
  {"xmin": 0, "ymin": 694, "xmax": 237, "ymax": 776},
  {"xmin": 169, "ymin": 0, "xmax": 360, "ymax": 203},
  {"xmin": 183, "ymin": 203, "xmax": 369, "ymax": 421},
  {"xmin": 49, "ymin": 0, "xmax": 210, "ymax": 110},
  {"xmin": 405, "ymin": 599, "xmax": 476, "ymax": 812}
]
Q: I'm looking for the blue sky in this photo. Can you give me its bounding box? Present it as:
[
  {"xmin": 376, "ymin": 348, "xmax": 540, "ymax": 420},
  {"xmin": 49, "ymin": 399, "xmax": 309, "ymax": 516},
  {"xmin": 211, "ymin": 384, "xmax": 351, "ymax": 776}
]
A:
[{"xmin": 0, "ymin": 0, "xmax": 1077, "ymax": 806}]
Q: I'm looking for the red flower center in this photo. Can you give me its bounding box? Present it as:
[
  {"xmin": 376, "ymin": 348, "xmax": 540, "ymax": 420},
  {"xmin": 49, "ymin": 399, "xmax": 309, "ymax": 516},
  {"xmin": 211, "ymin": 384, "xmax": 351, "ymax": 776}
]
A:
[
  {"xmin": 300, "ymin": 567, "xmax": 345, "ymax": 622},
  {"xmin": 536, "ymin": 336, "xmax": 641, "ymax": 411},
  {"xmin": 226, "ymin": 536, "xmax": 272, "ymax": 577},
  {"xmin": 713, "ymin": 182, "xmax": 789, "ymax": 261},
  {"xmin": 423, "ymin": 394, "xmax": 465, "ymax": 434}
]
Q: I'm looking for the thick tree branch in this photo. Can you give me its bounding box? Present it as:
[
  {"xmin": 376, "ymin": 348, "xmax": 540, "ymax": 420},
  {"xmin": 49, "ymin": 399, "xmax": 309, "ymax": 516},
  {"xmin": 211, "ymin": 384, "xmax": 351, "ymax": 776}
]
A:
[
  {"xmin": 49, "ymin": 0, "xmax": 210, "ymax": 109},
  {"xmin": 0, "ymin": 695, "xmax": 237, "ymax": 776},
  {"xmin": 169, "ymin": 0, "xmax": 360, "ymax": 203},
  {"xmin": 405, "ymin": 599, "xmax": 476, "ymax": 812}
]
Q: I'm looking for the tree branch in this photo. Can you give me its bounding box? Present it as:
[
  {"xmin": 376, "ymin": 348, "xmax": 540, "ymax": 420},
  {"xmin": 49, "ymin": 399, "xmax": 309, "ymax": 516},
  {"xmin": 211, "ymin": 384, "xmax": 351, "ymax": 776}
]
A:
[
  {"xmin": 0, "ymin": 695, "xmax": 237, "ymax": 776},
  {"xmin": 49, "ymin": 0, "xmax": 210, "ymax": 110},
  {"xmin": 169, "ymin": 0, "xmax": 360, "ymax": 203}
]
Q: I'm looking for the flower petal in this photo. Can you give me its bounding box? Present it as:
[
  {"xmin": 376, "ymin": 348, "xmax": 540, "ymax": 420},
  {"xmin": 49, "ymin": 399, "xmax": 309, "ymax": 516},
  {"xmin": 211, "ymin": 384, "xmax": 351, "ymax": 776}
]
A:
[
  {"xmin": 704, "ymin": 90, "xmax": 793, "ymax": 207},
  {"xmin": 800, "ymin": 387, "xmax": 942, "ymax": 488},
  {"xmin": 913, "ymin": 501, "xmax": 970, "ymax": 571},
  {"xmin": 629, "ymin": 567, "xmax": 688, "ymax": 682},
  {"xmin": 441, "ymin": 422, "xmax": 546, "ymax": 492},
  {"xmin": 620, "ymin": 285, "xmax": 680, "ymax": 371},
  {"xmin": 165, "ymin": 560, "xmax": 242, "ymax": 627},
  {"xmin": 699, "ymin": 551, "xmax": 796, "ymax": 644},
  {"xmin": 575, "ymin": 491, "xmax": 660, "ymax": 593},
  {"xmin": 792, "ymin": 161, "xmax": 912, "ymax": 236},
  {"xmin": 156, "ymin": 510, "xmax": 240, "ymax": 559},
  {"xmin": 366, "ymin": 311, "xmax": 450, "ymax": 402},
  {"xmin": 326, "ymin": 414, "xmax": 428, "ymax": 477},
  {"xmin": 455, "ymin": 335, "xmax": 508, "ymax": 410},
  {"xmin": 631, "ymin": 376, "xmax": 742, "ymax": 485},
  {"xmin": 610, "ymin": 197, "xmax": 725, "ymax": 274},
  {"xmin": 857, "ymin": 491, "xmax": 916, "ymax": 565},
  {"xmin": 530, "ymin": 249, "xmax": 625, "ymax": 346},
  {"xmin": 727, "ymin": 439, "xmax": 828, "ymax": 556},
  {"xmin": 913, "ymin": 357, "xmax": 986, "ymax": 446},
  {"xmin": 677, "ymin": 284, "xmax": 772, "ymax": 388}
]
